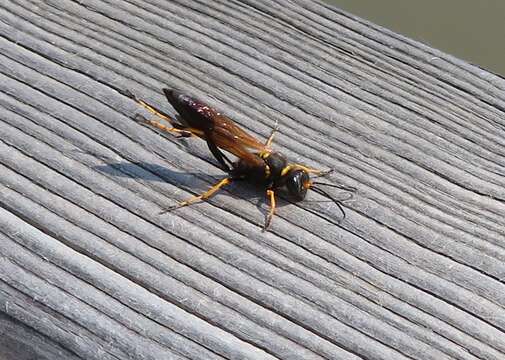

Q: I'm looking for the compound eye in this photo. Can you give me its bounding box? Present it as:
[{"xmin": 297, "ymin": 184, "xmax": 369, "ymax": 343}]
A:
[{"xmin": 286, "ymin": 170, "xmax": 310, "ymax": 201}]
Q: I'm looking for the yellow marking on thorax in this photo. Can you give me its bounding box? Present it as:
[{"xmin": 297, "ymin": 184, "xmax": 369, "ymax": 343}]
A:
[
  {"xmin": 259, "ymin": 151, "xmax": 270, "ymax": 159},
  {"xmin": 264, "ymin": 164, "xmax": 271, "ymax": 179}
]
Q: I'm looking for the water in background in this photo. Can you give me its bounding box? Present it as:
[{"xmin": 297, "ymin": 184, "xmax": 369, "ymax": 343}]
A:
[{"xmin": 325, "ymin": 1, "xmax": 505, "ymax": 77}]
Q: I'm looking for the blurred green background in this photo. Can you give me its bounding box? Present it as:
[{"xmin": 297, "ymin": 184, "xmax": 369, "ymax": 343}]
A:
[{"xmin": 326, "ymin": 1, "xmax": 505, "ymax": 76}]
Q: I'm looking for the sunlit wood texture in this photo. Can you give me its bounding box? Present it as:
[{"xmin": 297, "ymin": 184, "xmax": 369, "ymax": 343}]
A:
[{"xmin": 1, "ymin": 0, "xmax": 505, "ymax": 359}]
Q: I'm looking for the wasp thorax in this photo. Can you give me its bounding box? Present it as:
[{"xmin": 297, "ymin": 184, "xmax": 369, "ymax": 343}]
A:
[{"xmin": 263, "ymin": 152, "xmax": 287, "ymax": 178}]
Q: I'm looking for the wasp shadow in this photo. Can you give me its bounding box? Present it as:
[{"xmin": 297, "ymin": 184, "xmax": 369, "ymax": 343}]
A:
[
  {"xmin": 95, "ymin": 161, "xmax": 209, "ymax": 187},
  {"xmin": 95, "ymin": 161, "xmax": 349, "ymax": 227},
  {"xmin": 94, "ymin": 161, "xmax": 288, "ymax": 207}
]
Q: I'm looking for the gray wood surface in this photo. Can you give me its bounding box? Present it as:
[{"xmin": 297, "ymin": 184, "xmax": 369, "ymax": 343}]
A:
[{"xmin": 1, "ymin": 0, "xmax": 505, "ymax": 359}]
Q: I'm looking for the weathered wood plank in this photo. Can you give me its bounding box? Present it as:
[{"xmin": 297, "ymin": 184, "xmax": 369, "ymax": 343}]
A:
[
  {"xmin": 0, "ymin": 311, "xmax": 81, "ymax": 360},
  {"xmin": 1, "ymin": 0, "xmax": 505, "ymax": 359}
]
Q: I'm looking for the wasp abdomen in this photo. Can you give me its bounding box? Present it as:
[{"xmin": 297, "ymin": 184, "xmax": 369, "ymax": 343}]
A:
[{"xmin": 163, "ymin": 88, "xmax": 217, "ymax": 131}]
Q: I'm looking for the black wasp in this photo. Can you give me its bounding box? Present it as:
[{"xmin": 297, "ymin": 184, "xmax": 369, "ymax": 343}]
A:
[{"xmin": 126, "ymin": 88, "xmax": 355, "ymax": 230}]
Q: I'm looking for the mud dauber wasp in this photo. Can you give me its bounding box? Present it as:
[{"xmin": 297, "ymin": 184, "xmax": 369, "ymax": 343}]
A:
[{"xmin": 125, "ymin": 88, "xmax": 355, "ymax": 230}]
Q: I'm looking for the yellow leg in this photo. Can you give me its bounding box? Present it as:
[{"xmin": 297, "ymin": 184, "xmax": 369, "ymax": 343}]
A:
[
  {"xmin": 281, "ymin": 164, "xmax": 333, "ymax": 177},
  {"xmin": 130, "ymin": 93, "xmax": 175, "ymax": 123},
  {"xmin": 161, "ymin": 177, "xmax": 232, "ymax": 213},
  {"xmin": 126, "ymin": 90, "xmax": 196, "ymax": 137},
  {"xmin": 263, "ymin": 189, "xmax": 276, "ymax": 231},
  {"xmin": 264, "ymin": 121, "xmax": 279, "ymax": 149},
  {"xmin": 134, "ymin": 114, "xmax": 192, "ymax": 137},
  {"xmin": 302, "ymin": 166, "xmax": 331, "ymax": 175}
]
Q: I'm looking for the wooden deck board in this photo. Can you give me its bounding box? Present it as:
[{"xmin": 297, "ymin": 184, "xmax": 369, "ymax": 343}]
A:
[{"xmin": 1, "ymin": 0, "xmax": 505, "ymax": 359}]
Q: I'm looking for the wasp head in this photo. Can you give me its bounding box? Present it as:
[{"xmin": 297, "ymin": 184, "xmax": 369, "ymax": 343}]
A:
[{"xmin": 285, "ymin": 169, "xmax": 311, "ymax": 201}]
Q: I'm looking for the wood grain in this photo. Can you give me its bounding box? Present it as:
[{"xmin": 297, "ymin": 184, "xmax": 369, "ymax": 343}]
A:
[{"xmin": 1, "ymin": 0, "xmax": 504, "ymax": 359}]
